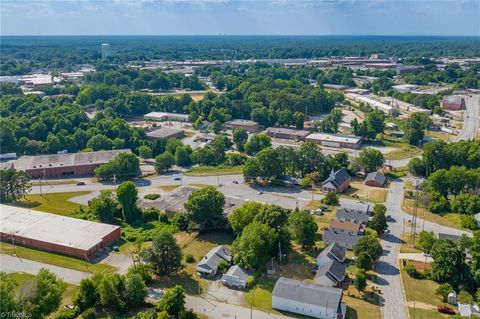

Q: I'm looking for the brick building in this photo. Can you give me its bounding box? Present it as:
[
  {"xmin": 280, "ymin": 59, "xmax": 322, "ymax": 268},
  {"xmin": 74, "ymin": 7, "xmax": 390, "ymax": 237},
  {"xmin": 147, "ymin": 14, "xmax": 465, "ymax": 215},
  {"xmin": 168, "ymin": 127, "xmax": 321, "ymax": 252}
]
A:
[
  {"xmin": 0, "ymin": 205, "xmax": 121, "ymax": 260},
  {"xmin": 266, "ymin": 127, "xmax": 311, "ymax": 141},
  {"xmin": 225, "ymin": 119, "xmax": 260, "ymax": 133},
  {"xmin": 13, "ymin": 149, "xmax": 131, "ymax": 179}
]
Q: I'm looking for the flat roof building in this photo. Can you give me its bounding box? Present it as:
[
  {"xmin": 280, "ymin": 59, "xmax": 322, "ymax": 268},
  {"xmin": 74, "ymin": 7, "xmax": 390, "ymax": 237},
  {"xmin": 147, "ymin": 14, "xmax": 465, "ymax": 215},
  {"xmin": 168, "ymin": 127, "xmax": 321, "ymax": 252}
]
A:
[
  {"xmin": 266, "ymin": 127, "xmax": 311, "ymax": 141},
  {"xmin": 144, "ymin": 112, "xmax": 190, "ymax": 122},
  {"xmin": 0, "ymin": 204, "xmax": 120, "ymax": 260},
  {"xmin": 392, "ymin": 84, "xmax": 420, "ymax": 93},
  {"xmin": 225, "ymin": 119, "xmax": 260, "ymax": 133},
  {"xmin": 146, "ymin": 127, "xmax": 185, "ymax": 140},
  {"xmin": 441, "ymin": 96, "xmax": 466, "ymax": 111},
  {"xmin": 306, "ymin": 133, "xmax": 362, "ymax": 149},
  {"xmin": 13, "ymin": 149, "xmax": 131, "ymax": 179}
]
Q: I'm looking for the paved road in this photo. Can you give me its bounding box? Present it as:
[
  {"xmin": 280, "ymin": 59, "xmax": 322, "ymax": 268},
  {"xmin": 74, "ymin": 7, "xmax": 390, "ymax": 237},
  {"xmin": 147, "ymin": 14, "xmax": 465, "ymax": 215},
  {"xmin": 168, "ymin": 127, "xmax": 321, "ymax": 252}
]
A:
[
  {"xmin": 455, "ymin": 94, "xmax": 479, "ymax": 141},
  {"xmin": 0, "ymin": 254, "xmax": 91, "ymax": 285},
  {"xmin": 377, "ymin": 179, "xmax": 469, "ymax": 319},
  {"xmin": 397, "ymin": 253, "xmax": 433, "ymax": 263},
  {"xmin": 185, "ymin": 295, "xmax": 295, "ymax": 319}
]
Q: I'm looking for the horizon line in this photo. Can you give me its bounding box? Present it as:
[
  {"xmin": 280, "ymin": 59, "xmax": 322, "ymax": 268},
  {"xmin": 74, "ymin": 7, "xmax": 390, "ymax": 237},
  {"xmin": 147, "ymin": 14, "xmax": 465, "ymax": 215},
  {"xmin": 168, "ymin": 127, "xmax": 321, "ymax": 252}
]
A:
[{"xmin": 1, "ymin": 34, "xmax": 479, "ymax": 37}]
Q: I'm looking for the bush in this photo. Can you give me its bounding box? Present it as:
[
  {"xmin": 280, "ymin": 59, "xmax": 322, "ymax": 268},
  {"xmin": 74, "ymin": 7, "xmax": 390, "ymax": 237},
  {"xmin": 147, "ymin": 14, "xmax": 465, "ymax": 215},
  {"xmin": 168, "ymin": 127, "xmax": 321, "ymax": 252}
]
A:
[
  {"xmin": 217, "ymin": 259, "xmax": 228, "ymax": 274},
  {"xmin": 404, "ymin": 262, "xmax": 423, "ymax": 279},
  {"xmin": 461, "ymin": 215, "xmax": 478, "ymax": 230},
  {"xmin": 246, "ymin": 275, "xmax": 256, "ymax": 289},
  {"xmin": 185, "ymin": 253, "xmax": 195, "ymax": 263},
  {"xmin": 144, "ymin": 193, "xmax": 161, "ymax": 200},
  {"xmin": 143, "ymin": 207, "xmax": 160, "ymax": 221},
  {"xmin": 171, "ymin": 212, "xmax": 190, "ymax": 231},
  {"xmin": 81, "ymin": 308, "xmax": 96, "ymax": 319},
  {"xmin": 54, "ymin": 309, "xmax": 78, "ymax": 319},
  {"xmin": 159, "ymin": 212, "xmax": 169, "ymax": 224}
]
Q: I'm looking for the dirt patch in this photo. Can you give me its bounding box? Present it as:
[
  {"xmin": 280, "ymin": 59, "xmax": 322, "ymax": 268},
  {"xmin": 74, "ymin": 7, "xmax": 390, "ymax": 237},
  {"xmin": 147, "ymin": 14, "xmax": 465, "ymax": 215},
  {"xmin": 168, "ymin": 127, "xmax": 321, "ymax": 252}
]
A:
[
  {"xmin": 407, "ymin": 301, "xmax": 437, "ymax": 310},
  {"xmin": 205, "ymin": 280, "xmax": 244, "ymax": 305}
]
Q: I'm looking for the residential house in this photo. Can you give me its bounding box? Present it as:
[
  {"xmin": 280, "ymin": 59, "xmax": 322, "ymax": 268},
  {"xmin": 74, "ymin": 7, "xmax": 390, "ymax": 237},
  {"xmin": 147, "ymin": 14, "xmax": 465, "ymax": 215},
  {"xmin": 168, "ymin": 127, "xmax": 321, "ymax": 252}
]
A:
[
  {"xmin": 323, "ymin": 229, "xmax": 361, "ymax": 249},
  {"xmin": 221, "ymin": 265, "xmax": 248, "ymax": 290},
  {"xmin": 364, "ymin": 171, "xmax": 387, "ymax": 188},
  {"xmin": 317, "ymin": 243, "xmax": 347, "ymax": 263},
  {"xmin": 336, "ymin": 208, "xmax": 370, "ymax": 225},
  {"xmin": 196, "ymin": 245, "xmax": 232, "ymax": 277},
  {"xmin": 321, "ymin": 168, "xmax": 351, "ymax": 193},
  {"xmin": 341, "ymin": 201, "xmax": 371, "ymax": 214},
  {"xmin": 272, "ymin": 277, "xmax": 346, "ymax": 319},
  {"xmin": 329, "ymin": 219, "xmax": 364, "ymax": 235},
  {"xmin": 314, "ymin": 257, "xmax": 346, "ymax": 287}
]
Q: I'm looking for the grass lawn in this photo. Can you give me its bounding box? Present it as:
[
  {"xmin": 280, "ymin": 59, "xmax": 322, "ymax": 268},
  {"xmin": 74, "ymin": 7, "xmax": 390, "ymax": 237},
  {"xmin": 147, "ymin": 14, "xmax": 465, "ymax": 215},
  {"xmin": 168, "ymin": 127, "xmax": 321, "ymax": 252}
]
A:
[
  {"xmin": 402, "ymin": 198, "xmax": 464, "ymax": 230},
  {"xmin": 343, "ymin": 294, "xmax": 381, "ymax": 319},
  {"xmin": 0, "ymin": 243, "xmax": 115, "ymax": 274},
  {"xmin": 184, "ymin": 165, "xmax": 243, "ymax": 176},
  {"xmin": 342, "ymin": 180, "xmax": 387, "ymax": 203},
  {"xmin": 31, "ymin": 179, "xmax": 79, "ymax": 186},
  {"xmin": 408, "ymin": 307, "xmax": 451, "ymax": 319},
  {"xmin": 384, "ymin": 145, "xmax": 423, "ymax": 161},
  {"xmin": 400, "ymin": 262, "xmax": 443, "ymax": 307},
  {"xmin": 16, "ymin": 191, "xmax": 90, "ymax": 216}
]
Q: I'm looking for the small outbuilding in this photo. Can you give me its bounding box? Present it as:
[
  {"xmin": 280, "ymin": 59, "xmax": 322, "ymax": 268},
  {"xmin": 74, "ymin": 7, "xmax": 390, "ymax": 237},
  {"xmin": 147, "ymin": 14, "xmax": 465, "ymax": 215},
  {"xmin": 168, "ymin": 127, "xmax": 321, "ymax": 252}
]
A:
[
  {"xmin": 448, "ymin": 291, "xmax": 457, "ymax": 305},
  {"xmin": 221, "ymin": 265, "xmax": 248, "ymax": 290},
  {"xmin": 365, "ymin": 171, "xmax": 387, "ymax": 188}
]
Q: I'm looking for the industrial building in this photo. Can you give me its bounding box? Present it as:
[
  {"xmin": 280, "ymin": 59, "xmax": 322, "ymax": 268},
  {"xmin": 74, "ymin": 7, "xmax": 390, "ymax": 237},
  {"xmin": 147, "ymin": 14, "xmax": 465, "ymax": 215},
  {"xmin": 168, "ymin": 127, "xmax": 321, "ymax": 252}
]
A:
[
  {"xmin": 144, "ymin": 112, "xmax": 190, "ymax": 122},
  {"xmin": 266, "ymin": 127, "xmax": 311, "ymax": 141},
  {"xmin": 392, "ymin": 84, "xmax": 420, "ymax": 93},
  {"xmin": 146, "ymin": 127, "xmax": 185, "ymax": 140},
  {"xmin": 13, "ymin": 149, "xmax": 131, "ymax": 179},
  {"xmin": 441, "ymin": 96, "xmax": 466, "ymax": 111},
  {"xmin": 347, "ymin": 94, "xmax": 395, "ymax": 116},
  {"xmin": 305, "ymin": 133, "xmax": 362, "ymax": 149},
  {"xmin": 225, "ymin": 119, "xmax": 260, "ymax": 133},
  {"xmin": 0, "ymin": 204, "xmax": 121, "ymax": 260}
]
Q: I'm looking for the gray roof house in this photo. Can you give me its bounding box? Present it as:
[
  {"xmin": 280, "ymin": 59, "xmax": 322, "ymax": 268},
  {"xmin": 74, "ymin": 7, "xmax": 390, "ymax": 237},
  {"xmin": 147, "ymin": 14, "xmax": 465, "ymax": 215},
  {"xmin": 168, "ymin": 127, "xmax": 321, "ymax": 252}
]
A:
[
  {"xmin": 196, "ymin": 245, "xmax": 232, "ymax": 277},
  {"xmin": 314, "ymin": 257, "xmax": 347, "ymax": 287},
  {"xmin": 323, "ymin": 229, "xmax": 361, "ymax": 249},
  {"xmin": 272, "ymin": 277, "xmax": 346, "ymax": 319},
  {"xmin": 336, "ymin": 208, "xmax": 370, "ymax": 224},
  {"xmin": 458, "ymin": 303, "xmax": 480, "ymax": 317},
  {"xmin": 364, "ymin": 171, "xmax": 387, "ymax": 187},
  {"xmin": 340, "ymin": 201, "xmax": 371, "ymax": 214},
  {"xmin": 317, "ymin": 243, "xmax": 347, "ymax": 263},
  {"xmin": 221, "ymin": 265, "xmax": 248, "ymax": 290}
]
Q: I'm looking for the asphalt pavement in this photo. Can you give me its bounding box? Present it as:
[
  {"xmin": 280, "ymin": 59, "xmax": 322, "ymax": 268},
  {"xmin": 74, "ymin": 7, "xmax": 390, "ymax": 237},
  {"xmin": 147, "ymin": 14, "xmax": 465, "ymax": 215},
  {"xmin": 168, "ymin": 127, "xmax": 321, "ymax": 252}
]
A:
[{"xmin": 455, "ymin": 94, "xmax": 479, "ymax": 142}]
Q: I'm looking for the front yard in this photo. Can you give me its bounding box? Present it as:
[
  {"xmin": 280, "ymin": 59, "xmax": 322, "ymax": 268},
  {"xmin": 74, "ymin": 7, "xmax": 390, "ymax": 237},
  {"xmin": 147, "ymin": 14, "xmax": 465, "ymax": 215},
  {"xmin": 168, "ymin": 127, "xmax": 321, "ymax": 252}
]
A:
[
  {"xmin": 16, "ymin": 191, "xmax": 89, "ymax": 216},
  {"xmin": 342, "ymin": 180, "xmax": 388, "ymax": 203}
]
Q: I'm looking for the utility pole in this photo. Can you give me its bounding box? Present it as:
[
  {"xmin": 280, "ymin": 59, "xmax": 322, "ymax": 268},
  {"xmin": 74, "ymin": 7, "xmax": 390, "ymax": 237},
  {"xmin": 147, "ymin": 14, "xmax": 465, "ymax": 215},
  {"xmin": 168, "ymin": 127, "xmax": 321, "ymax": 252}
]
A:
[{"xmin": 410, "ymin": 180, "xmax": 419, "ymax": 245}]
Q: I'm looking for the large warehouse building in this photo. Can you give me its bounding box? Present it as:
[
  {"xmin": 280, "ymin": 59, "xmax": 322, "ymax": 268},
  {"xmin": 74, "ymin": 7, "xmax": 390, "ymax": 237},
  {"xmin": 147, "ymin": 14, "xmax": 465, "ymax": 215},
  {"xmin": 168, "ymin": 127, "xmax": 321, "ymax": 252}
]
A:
[
  {"xmin": 12, "ymin": 149, "xmax": 131, "ymax": 178},
  {"xmin": 0, "ymin": 205, "xmax": 121, "ymax": 260}
]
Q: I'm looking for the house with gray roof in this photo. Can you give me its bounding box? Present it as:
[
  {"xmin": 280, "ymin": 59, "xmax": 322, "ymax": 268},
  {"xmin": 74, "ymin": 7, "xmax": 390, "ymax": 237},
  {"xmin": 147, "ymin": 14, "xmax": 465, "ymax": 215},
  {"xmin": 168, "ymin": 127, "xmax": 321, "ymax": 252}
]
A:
[
  {"xmin": 458, "ymin": 303, "xmax": 480, "ymax": 317},
  {"xmin": 317, "ymin": 243, "xmax": 347, "ymax": 263},
  {"xmin": 322, "ymin": 168, "xmax": 351, "ymax": 193},
  {"xmin": 221, "ymin": 265, "xmax": 248, "ymax": 290},
  {"xmin": 314, "ymin": 257, "xmax": 346, "ymax": 287},
  {"xmin": 272, "ymin": 277, "xmax": 346, "ymax": 319},
  {"xmin": 365, "ymin": 171, "xmax": 387, "ymax": 187},
  {"xmin": 196, "ymin": 245, "xmax": 232, "ymax": 277},
  {"xmin": 340, "ymin": 201, "xmax": 371, "ymax": 214},
  {"xmin": 323, "ymin": 229, "xmax": 361, "ymax": 249},
  {"xmin": 336, "ymin": 208, "xmax": 370, "ymax": 224}
]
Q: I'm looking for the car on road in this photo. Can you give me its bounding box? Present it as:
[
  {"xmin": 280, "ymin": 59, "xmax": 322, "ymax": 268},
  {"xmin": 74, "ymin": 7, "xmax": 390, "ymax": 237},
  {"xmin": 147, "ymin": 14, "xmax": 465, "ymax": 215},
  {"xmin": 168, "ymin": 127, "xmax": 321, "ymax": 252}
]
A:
[
  {"xmin": 257, "ymin": 191, "xmax": 264, "ymax": 195},
  {"xmin": 423, "ymin": 253, "xmax": 431, "ymax": 257},
  {"xmin": 76, "ymin": 181, "xmax": 86, "ymax": 186},
  {"xmin": 232, "ymin": 180, "xmax": 239, "ymax": 184},
  {"xmin": 228, "ymin": 202, "xmax": 236, "ymax": 207},
  {"xmin": 174, "ymin": 177, "xmax": 181, "ymax": 181}
]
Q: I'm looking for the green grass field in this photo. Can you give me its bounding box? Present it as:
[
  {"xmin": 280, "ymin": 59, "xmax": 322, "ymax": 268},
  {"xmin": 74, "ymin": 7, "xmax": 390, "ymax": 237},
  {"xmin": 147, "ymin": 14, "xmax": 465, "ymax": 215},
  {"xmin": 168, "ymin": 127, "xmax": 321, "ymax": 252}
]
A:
[
  {"xmin": 17, "ymin": 191, "xmax": 90, "ymax": 216},
  {"xmin": 184, "ymin": 165, "xmax": 243, "ymax": 176},
  {"xmin": 1, "ymin": 243, "xmax": 114, "ymax": 274}
]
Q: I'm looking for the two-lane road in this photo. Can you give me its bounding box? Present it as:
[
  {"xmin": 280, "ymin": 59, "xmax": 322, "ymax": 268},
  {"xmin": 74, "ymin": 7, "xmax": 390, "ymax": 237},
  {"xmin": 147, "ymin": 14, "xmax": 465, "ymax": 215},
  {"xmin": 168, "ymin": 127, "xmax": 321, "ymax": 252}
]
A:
[{"xmin": 455, "ymin": 94, "xmax": 479, "ymax": 141}]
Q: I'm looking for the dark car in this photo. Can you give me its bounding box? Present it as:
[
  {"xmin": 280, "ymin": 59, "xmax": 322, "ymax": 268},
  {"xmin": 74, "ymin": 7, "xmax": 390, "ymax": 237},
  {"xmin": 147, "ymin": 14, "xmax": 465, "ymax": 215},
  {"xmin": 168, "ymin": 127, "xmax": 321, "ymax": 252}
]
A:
[
  {"xmin": 437, "ymin": 305, "xmax": 455, "ymax": 315},
  {"xmin": 76, "ymin": 181, "xmax": 86, "ymax": 186},
  {"xmin": 174, "ymin": 177, "xmax": 181, "ymax": 181}
]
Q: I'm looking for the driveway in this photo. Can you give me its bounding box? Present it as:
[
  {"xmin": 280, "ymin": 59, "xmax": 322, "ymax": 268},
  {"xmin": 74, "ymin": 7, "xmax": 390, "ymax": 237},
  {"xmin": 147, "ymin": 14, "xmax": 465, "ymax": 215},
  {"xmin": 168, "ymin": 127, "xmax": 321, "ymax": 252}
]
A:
[
  {"xmin": 0, "ymin": 254, "xmax": 91, "ymax": 285},
  {"xmin": 205, "ymin": 280, "xmax": 244, "ymax": 305}
]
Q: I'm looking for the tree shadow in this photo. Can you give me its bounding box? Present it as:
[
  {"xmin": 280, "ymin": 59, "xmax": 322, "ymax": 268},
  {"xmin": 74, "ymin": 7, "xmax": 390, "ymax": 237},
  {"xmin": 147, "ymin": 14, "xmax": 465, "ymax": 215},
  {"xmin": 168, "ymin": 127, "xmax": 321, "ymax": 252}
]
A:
[
  {"xmin": 152, "ymin": 271, "xmax": 204, "ymax": 295},
  {"xmin": 374, "ymin": 260, "xmax": 400, "ymax": 276}
]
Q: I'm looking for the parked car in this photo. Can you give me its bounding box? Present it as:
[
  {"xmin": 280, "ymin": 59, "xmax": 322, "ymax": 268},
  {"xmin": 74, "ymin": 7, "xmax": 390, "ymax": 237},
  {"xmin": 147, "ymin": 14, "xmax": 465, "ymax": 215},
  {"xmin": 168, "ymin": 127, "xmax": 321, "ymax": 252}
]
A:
[
  {"xmin": 437, "ymin": 305, "xmax": 455, "ymax": 315},
  {"xmin": 76, "ymin": 181, "xmax": 85, "ymax": 186},
  {"xmin": 423, "ymin": 253, "xmax": 431, "ymax": 257},
  {"xmin": 174, "ymin": 177, "xmax": 181, "ymax": 181},
  {"xmin": 257, "ymin": 191, "xmax": 264, "ymax": 195},
  {"xmin": 232, "ymin": 180, "xmax": 239, "ymax": 184}
]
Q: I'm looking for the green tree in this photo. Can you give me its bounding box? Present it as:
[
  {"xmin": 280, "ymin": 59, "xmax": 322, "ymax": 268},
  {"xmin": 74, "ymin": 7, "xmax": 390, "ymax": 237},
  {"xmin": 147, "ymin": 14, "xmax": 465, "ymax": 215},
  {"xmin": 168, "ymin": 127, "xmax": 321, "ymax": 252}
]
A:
[
  {"xmin": 184, "ymin": 186, "xmax": 225, "ymax": 230},
  {"xmin": 322, "ymin": 191, "xmax": 339, "ymax": 206},
  {"xmin": 358, "ymin": 148, "xmax": 385, "ymax": 173},
  {"xmin": 354, "ymin": 270, "xmax": 367, "ymax": 292},
  {"xmin": 435, "ymin": 283, "xmax": 453, "ymax": 302},
  {"xmin": 244, "ymin": 133, "xmax": 271, "ymax": 155},
  {"xmin": 356, "ymin": 252, "xmax": 373, "ymax": 270},
  {"xmin": 431, "ymin": 239, "xmax": 470, "ymax": 288},
  {"xmin": 288, "ymin": 211, "xmax": 318, "ymax": 249},
  {"xmin": 138, "ymin": 145, "xmax": 152, "ymax": 160},
  {"xmin": 417, "ymin": 231, "xmax": 436, "ymax": 253},
  {"xmin": 140, "ymin": 230, "xmax": 182, "ymax": 276},
  {"xmin": 232, "ymin": 128, "xmax": 249, "ymax": 151},
  {"xmin": 95, "ymin": 153, "xmax": 140, "ymax": 180},
  {"xmin": 0, "ymin": 169, "xmax": 31, "ymax": 203},
  {"xmin": 458, "ymin": 291, "xmax": 474, "ymax": 304},
  {"xmin": 117, "ymin": 181, "xmax": 140, "ymax": 223},
  {"xmin": 232, "ymin": 221, "xmax": 277, "ymax": 270},
  {"xmin": 155, "ymin": 152, "xmax": 176, "ymax": 173},
  {"xmin": 297, "ymin": 142, "xmax": 326, "ymax": 176},
  {"xmin": 89, "ymin": 191, "xmax": 119, "ymax": 222},
  {"xmin": 0, "ymin": 272, "xmax": 17, "ymax": 316},
  {"xmin": 124, "ymin": 272, "xmax": 147, "ymax": 308},
  {"xmin": 73, "ymin": 277, "xmax": 98, "ymax": 312},
  {"xmin": 354, "ymin": 235, "xmax": 383, "ymax": 261},
  {"xmin": 175, "ymin": 146, "xmax": 191, "ymax": 167},
  {"xmin": 228, "ymin": 201, "xmax": 265, "ymax": 234},
  {"xmin": 369, "ymin": 204, "xmax": 388, "ymax": 234},
  {"xmin": 157, "ymin": 285, "xmax": 185, "ymax": 317}
]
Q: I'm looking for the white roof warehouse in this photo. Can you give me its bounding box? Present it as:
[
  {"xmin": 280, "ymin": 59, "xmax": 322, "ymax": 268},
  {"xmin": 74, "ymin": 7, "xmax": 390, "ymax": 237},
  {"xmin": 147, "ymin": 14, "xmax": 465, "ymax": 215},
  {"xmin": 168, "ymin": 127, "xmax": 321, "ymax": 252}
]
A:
[{"xmin": 0, "ymin": 204, "xmax": 121, "ymax": 260}]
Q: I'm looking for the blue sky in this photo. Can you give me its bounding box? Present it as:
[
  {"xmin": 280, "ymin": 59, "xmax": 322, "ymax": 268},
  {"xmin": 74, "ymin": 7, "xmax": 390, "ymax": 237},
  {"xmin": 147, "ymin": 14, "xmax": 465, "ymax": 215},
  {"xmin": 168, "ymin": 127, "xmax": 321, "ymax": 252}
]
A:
[{"xmin": 1, "ymin": 0, "xmax": 479, "ymax": 36}]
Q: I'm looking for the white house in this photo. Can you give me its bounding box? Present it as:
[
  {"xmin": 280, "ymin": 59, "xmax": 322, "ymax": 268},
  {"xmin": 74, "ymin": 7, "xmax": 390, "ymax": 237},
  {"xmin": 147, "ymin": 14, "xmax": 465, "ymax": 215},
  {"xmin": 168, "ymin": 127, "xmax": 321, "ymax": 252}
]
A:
[
  {"xmin": 458, "ymin": 303, "xmax": 480, "ymax": 317},
  {"xmin": 272, "ymin": 277, "xmax": 346, "ymax": 319},
  {"xmin": 195, "ymin": 245, "xmax": 231, "ymax": 277}
]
